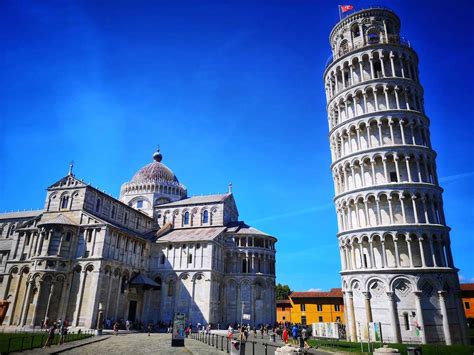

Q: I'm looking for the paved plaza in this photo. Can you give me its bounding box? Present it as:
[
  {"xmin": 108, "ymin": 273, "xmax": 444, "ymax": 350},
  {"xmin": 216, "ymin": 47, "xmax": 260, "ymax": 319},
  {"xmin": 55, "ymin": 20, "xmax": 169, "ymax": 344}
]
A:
[{"xmin": 13, "ymin": 332, "xmax": 328, "ymax": 355}]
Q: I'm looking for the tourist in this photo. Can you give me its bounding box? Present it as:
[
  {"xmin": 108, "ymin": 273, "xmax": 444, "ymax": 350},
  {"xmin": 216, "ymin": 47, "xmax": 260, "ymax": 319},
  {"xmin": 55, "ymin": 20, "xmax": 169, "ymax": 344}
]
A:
[
  {"xmin": 292, "ymin": 324, "xmax": 299, "ymax": 345},
  {"xmin": 147, "ymin": 323, "xmax": 152, "ymax": 336},
  {"xmin": 243, "ymin": 326, "xmax": 249, "ymax": 342},
  {"xmin": 43, "ymin": 323, "xmax": 56, "ymax": 348},
  {"xmin": 301, "ymin": 327, "xmax": 311, "ymax": 349},
  {"xmin": 125, "ymin": 320, "xmax": 131, "ymax": 331},
  {"xmin": 282, "ymin": 327, "xmax": 289, "ymax": 344},
  {"xmin": 113, "ymin": 321, "xmax": 119, "ymax": 336},
  {"xmin": 59, "ymin": 320, "xmax": 68, "ymax": 345},
  {"xmin": 227, "ymin": 325, "xmax": 233, "ymax": 340}
]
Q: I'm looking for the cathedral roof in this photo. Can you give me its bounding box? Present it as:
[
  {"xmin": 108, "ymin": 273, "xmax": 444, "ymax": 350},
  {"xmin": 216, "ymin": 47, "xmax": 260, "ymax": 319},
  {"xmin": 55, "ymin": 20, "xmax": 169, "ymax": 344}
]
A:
[
  {"xmin": 0, "ymin": 210, "xmax": 43, "ymax": 220},
  {"xmin": 226, "ymin": 221, "xmax": 273, "ymax": 238},
  {"xmin": 156, "ymin": 226, "xmax": 226, "ymax": 243},
  {"xmin": 158, "ymin": 193, "xmax": 231, "ymax": 207},
  {"xmin": 37, "ymin": 213, "xmax": 77, "ymax": 226},
  {"xmin": 130, "ymin": 148, "xmax": 180, "ymax": 184}
]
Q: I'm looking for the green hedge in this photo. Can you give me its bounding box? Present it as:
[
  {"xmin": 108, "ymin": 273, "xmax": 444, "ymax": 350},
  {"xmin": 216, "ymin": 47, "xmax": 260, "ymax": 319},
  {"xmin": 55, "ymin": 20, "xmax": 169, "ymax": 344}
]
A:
[
  {"xmin": 307, "ymin": 338, "xmax": 474, "ymax": 355},
  {"xmin": 0, "ymin": 332, "xmax": 93, "ymax": 353}
]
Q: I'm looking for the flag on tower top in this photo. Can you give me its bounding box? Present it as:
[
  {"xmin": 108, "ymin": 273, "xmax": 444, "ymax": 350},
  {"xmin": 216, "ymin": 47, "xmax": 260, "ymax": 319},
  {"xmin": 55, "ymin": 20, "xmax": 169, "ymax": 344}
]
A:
[{"xmin": 340, "ymin": 5, "xmax": 354, "ymax": 13}]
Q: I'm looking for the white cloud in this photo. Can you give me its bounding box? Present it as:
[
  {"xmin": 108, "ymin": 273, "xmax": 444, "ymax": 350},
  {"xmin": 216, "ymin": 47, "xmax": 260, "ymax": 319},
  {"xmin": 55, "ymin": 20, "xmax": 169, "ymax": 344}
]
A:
[
  {"xmin": 307, "ymin": 288, "xmax": 322, "ymax": 292},
  {"xmin": 439, "ymin": 171, "xmax": 474, "ymax": 184},
  {"xmin": 248, "ymin": 203, "xmax": 333, "ymax": 224}
]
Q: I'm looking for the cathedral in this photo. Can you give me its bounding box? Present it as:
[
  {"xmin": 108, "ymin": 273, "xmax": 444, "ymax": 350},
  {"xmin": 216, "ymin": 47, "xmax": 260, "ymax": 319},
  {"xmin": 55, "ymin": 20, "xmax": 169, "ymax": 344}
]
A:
[{"xmin": 0, "ymin": 149, "xmax": 276, "ymax": 329}]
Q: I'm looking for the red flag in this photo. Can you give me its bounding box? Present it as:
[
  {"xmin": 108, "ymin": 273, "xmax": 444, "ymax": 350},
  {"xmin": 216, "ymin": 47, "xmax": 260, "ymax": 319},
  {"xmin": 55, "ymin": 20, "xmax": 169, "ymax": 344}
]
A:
[{"xmin": 340, "ymin": 5, "xmax": 354, "ymax": 13}]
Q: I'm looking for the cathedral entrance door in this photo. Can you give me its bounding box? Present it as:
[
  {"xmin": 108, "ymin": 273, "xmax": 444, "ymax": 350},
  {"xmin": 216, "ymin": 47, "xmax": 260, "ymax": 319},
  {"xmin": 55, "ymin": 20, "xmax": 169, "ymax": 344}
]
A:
[{"xmin": 128, "ymin": 301, "xmax": 137, "ymax": 322}]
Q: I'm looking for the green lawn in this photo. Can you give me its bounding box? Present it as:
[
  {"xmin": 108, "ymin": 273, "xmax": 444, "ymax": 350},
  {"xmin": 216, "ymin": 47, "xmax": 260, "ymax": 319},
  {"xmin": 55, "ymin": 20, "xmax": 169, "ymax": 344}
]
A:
[
  {"xmin": 0, "ymin": 331, "xmax": 93, "ymax": 353},
  {"xmin": 307, "ymin": 338, "xmax": 474, "ymax": 355}
]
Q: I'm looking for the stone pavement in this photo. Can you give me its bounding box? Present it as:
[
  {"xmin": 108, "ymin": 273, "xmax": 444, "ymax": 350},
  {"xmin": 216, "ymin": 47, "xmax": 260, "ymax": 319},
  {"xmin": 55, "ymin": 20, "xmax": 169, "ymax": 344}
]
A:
[
  {"xmin": 14, "ymin": 333, "xmax": 226, "ymax": 355},
  {"xmin": 13, "ymin": 332, "xmax": 331, "ymax": 355}
]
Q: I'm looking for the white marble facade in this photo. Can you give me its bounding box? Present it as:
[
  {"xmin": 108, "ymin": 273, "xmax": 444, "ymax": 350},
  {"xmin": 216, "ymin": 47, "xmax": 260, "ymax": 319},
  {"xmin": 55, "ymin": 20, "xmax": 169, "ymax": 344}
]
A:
[
  {"xmin": 0, "ymin": 150, "xmax": 276, "ymax": 329},
  {"xmin": 324, "ymin": 8, "xmax": 468, "ymax": 344}
]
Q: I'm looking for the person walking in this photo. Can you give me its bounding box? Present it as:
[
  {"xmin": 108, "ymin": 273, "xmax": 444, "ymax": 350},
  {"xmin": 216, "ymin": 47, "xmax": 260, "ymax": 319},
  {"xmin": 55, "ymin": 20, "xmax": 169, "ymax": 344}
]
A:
[
  {"xmin": 282, "ymin": 327, "xmax": 289, "ymax": 344},
  {"xmin": 43, "ymin": 323, "xmax": 56, "ymax": 348},
  {"xmin": 291, "ymin": 324, "xmax": 298, "ymax": 345},
  {"xmin": 301, "ymin": 327, "xmax": 311, "ymax": 349},
  {"xmin": 59, "ymin": 321, "xmax": 68, "ymax": 345},
  {"xmin": 113, "ymin": 321, "xmax": 119, "ymax": 336}
]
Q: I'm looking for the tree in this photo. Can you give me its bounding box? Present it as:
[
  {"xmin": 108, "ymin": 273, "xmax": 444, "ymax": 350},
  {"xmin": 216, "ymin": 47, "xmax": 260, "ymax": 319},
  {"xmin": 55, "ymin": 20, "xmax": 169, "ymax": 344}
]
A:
[{"xmin": 275, "ymin": 283, "xmax": 291, "ymax": 300}]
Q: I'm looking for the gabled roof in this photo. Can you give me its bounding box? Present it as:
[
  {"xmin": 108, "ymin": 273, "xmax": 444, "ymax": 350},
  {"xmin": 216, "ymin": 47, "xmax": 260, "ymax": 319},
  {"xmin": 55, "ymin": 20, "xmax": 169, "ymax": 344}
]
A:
[
  {"xmin": 158, "ymin": 193, "xmax": 232, "ymax": 207},
  {"xmin": 0, "ymin": 210, "xmax": 43, "ymax": 220},
  {"xmin": 48, "ymin": 174, "xmax": 88, "ymax": 190},
  {"xmin": 226, "ymin": 221, "xmax": 273, "ymax": 238},
  {"xmin": 130, "ymin": 273, "xmax": 159, "ymax": 287},
  {"xmin": 461, "ymin": 283, "xmax": 474, "ymax": 291},
  {"xmin": 37, "ymin": 213, "xmax": 77, "ymax": 226},
  {"xmin": 156, "ymin": 226, "xmax": 226, "ymax": 243},
  {"xmin": 290, "ymin": 288, "xmax": 343, "ymax": 299}
]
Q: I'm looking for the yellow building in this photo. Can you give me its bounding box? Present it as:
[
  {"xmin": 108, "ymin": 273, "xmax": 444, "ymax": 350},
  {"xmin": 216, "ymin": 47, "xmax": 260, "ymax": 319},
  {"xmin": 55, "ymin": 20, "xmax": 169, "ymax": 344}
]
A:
[
  {"xmin": 461, "ymin": 283, "xmax": 474, "ymax": 325},
  {"xmin": 288, "ymin": 288, "xmax": 344, "ymax": 325},
  {"xmin": 276, "ymin": 299, "xmax": 292, "ymax": 323}
]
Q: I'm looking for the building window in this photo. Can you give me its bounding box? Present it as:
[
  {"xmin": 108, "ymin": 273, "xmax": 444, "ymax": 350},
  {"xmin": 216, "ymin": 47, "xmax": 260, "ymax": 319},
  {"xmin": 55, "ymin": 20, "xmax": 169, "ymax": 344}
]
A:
[
  {"xmin": 301, "ymin": 304, "xmax": 306, "ymax": 312},
  {"xmin": 202, "ymin": 210, "xmax": 209, "ymax": 223},
  {"xmin": 352, "ymin": 24, "xmax": 360, "ymax": 38},
  {"xmin": 95, "ymin": 198, "xmax": 101, "ymax": 212},
  {"xmin": 282, "ymin": 307, "xmax": 286, "ymax": 312},
  {"xmin": 136, "ymin": 200, "xmax": 143, "ymax": 208},
  {"xmin": 87, "ymin": 230, "xmax": 92, "ymax": 243},
  {"xmin": 464, "ymin": 301, "xmax": 470, "ymax": 309},
  {"xmin": 282, "ymin": 316, "xmax": 286, "ymax": 320},
  {"xmin": 318, "ymin": 316, "xmax": 323, "ymax": 322},
  {"xmin": 168, "ymin": 280, "xmax": 175, "ymax": 296},
  {"xmin": 336, "ymin": 316, "xmax": 341, "ymax": 322},
  {"xmin": 111, "ymin": 205, "xmax": 116, "ymax": 219},
  {"xmin": 335, "ymin": 304, "xmax": 341, "ymax": 312},
  {"xmin": 301, "ymin": 316, "xmax": 307, "ymax": 325},
  {"xmin": 196, "ymin": 243, "xmax": 201, "ymax": 249},
  {"xmin": 188, "ymin": 254, "xmax": 193, "ymax": 264},
  {"xmin": 160, "ymin": 254, "xmax": 165, "ymax": 264},
  {"xmin": 66, "ymin": 232, "xmax": 71, "ymax": 242},
  {"xmin": 403, "ymin": 313, "xmax": 410, "ymax": 330},
  {"xmin": 242, "ymin": 259, "xmax": 247, "ymax": 273},
  {"xmin": 124, "ymin": 213, "xmax": 128, "ymax": 224},
  {"xmin": 317, "ymin": 304, "xmax": 323, "ymax": 312},
  {"xmin": 390, "ymin": 172, "xmax": 398, "ymax": 182},
  {"xmin": 367, "ymin": 28, "xmax": 380, "ymax": 44},
  {"xmin": 61, "ymin": 196, "xmax": 69, "ymax": 209},
  {"xmin": 136, "ymin": 218, "xmax": 140, "ymax": 229},
  {"xmin": 184, "ymin": 212, "xmax": 190, "ymax": 225}
]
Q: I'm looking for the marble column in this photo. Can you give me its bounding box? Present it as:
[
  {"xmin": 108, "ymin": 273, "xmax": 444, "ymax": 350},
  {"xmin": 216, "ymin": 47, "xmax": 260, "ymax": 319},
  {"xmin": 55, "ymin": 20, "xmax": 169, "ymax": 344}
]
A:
[
  {"xmin": 438, "ymin": 290, "xmax": 452, "ymax": 345},
  {"xmin": 347, "ymin": 291, "xmax": 357, "ymax": 342},
  {"xmin": 413, "ymin": 291, "xmax": 427, "ymax": 344},
  {"xmin": 386, "ymin": 291, "xmax": 400, "ymax": 343}
]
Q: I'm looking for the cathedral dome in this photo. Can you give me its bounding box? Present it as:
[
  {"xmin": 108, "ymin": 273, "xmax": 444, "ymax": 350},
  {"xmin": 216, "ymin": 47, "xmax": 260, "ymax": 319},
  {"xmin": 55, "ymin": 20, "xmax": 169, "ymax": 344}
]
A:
[{"xmin": 131, "ymin": 149, "xmax": 179, "ymax": 183}]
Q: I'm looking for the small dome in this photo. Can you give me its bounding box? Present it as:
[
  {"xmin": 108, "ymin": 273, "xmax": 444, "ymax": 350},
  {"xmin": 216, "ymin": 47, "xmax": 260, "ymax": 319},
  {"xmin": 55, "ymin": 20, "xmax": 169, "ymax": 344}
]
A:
[{"xmin": 130, "ymin": 148, "xmax": 179, "ymax": 183}]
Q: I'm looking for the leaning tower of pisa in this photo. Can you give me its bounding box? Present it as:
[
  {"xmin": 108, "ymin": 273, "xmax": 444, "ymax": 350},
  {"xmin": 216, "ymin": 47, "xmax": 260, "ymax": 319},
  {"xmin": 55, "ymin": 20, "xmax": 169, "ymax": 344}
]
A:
[{"xmin": 323, "ymin": 8, "xmax": 468, "ymax": 345}]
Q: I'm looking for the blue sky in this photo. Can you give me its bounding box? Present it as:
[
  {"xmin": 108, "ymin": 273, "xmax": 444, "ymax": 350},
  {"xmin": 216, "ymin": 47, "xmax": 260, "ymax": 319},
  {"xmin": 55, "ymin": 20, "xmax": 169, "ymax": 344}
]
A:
[{"xmin": 0, "ymin": 0, "xmax": 473, "ymax": 292}]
